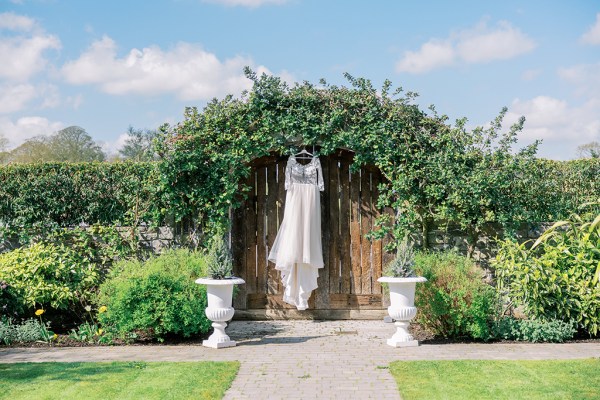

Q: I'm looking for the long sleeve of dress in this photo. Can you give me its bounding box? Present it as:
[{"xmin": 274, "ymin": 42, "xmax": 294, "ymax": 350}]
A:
[
  {"xmin": 316, "ymin": 158, "xmax": 325, "ymax": 191},
  {"xmin": 284, "ymin": 161, "xmax": 292, "ymax": 190}
]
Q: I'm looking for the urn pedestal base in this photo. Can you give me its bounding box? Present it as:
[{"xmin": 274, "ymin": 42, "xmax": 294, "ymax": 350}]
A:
[{"xmin": 195, "ymin": 277, "xmax": 245, "ymax": 350}]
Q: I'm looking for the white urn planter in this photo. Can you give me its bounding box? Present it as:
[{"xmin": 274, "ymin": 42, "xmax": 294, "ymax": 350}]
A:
[
  {"xmin": 195, "ymin": 277, "xmax": 245, "ymax": 349},
  {"xmin": 377, "ymin": 276, "xmax": 427, "ymax": 347}
]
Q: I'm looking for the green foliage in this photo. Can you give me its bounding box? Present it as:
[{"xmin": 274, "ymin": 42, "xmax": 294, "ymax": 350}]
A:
[
  {"xmin": 97, "ymin": 249, "xmax": 211, "ymax": 340},
  {"xmin": 0, "ymin": 162, "xmax": 158, "ymax": 241},
  {"xmin": 0, "ymin": 226, "xmax": 134, "ymax": 313},
  {"xmin": 0, "ymin": 318, "xmax": 52, "ymax": 344},
  {"xmin": 384, "ymin": 238, "xmax": 416, "ymax": 277},
  {"xmin": 0, "ymin": 242, "xmax": 101, "ymax": 310},
  {"xmin": 69, "ymin": 321, "xmax": 102, "ymax": 343},
  {"xmin": 6, "ymin": 126, "xmax": 105, "ymax": 163},
  {"xmin": 118, "ymin": 126, "xmax": 159, "ymax": 161},
  {"xmin": 492, "ymin": 317, "xmax": 576, "ymax": 343},
  {"xmin": 0, "ymin": 280, "xmax": 24, "ymax": 319},
  {"xmin": 414, "ymin": 251, "xmax": 497, "ymax": 340},
  {"xmin": 576, "ymin": 141, "xmax": 600, "ymax": 159},
  {"xmin": 494, "ymin": 203, "xmax": 600, "ymax": 336},
  {"xmin": 206, "ymin": 235, "xmax": 234, "ymax": 279}
]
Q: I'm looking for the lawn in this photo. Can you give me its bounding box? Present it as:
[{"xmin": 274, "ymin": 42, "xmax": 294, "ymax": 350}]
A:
[
  {"xmin": 0, "ymin": 361, "xmax": 239, "ymax": 400},
  {"xmin": 389, "ymin": 358, "xmax": 599, "ymax": 400}
]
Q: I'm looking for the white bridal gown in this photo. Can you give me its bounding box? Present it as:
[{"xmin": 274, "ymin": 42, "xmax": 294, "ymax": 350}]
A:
[{"xmin": 268, "ymin": 155, "xmax": 325, "ymax": 310}]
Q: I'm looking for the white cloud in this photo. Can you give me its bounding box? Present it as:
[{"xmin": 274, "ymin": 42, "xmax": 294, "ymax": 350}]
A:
[
  {"xmin": 0, "ymin": 83, "xmax": 36, "ymax": 113},
  {"xmin": 0, "ymin": 116, "xmax": 63, "ymax": 148},
  {"xmin": 0, "ymin": 14, "xmax": 61, "ymax": 81},
  {"xmin": 558, "ymin": 62, "xmax": 600, "ymax": 96},
  {"xmin": 0, "ymin": 12, "xmax": 35, "ymax": 31},
  {"xmin": 100, "ymin": 132, "xmax": 130, "ymax": 157},
  {"xmin": 203, "ymin": 0, "xmax": 288, "ymax": 7},
  {"xmin": 62, "ymin": 35, "xmax": 278, "ymax": 100},
  {"xmin": 396, "ymin": 20, "xmax": 535, "ymax": 74},
  {"xmin": 395, "ymin": 40, "xmax": 455, "ymax": 74},
  {"xmin": 581, "ymin": 13, "xmax": 600, "ymax": 45},
  {"xmin": 456, "ymin": 21, "xmax": 535, "ymax": 63},
  {"xmin": 504, "ymin": 96, "xmax": 600, "ymax": 159}
]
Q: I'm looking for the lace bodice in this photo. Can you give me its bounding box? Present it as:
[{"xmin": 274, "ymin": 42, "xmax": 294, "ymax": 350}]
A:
[{"xmin": 285, "ymin": 156, "xmax": 325, "ymax": 191}]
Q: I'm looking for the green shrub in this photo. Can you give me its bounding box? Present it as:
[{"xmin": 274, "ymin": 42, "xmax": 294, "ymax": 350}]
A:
[
  {"xmin": 0, "ymin": 226, "xmax": 135, "ymax": 317},
  {"xmin": 414, "ymin": 251, "xmax": 497, "ymax": 340},
  {"xmin": 97, "ymin": 249, "xmax": 211, "ymax": 341},
  {"xmin": 494, "ymin": 204, "xmax": 600, "ymax": 336},
  {"xmin": 0, "ymin": 242, "xmax": 101, "ymax": 310},
  {"xmin": 0, "ymin": 280, "xmax": 24, "ymax": 318},
  {"xmin": 492, "ymin": 317, "xmax": 576, "ymax": 343},
  {"xmin": 0, "ymin": 318, "xmax": 51, "ymax": 345}
]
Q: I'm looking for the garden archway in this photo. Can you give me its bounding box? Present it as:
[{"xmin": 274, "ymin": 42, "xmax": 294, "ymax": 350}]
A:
[{"xmin": 231, "ymin": 148, "xmax": 394, "ymax": 319}]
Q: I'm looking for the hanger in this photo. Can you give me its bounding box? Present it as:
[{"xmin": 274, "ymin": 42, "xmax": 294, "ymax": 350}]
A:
[{"xmin": 293, "ymin": 146, "xmax": 315, "ymax": 160}]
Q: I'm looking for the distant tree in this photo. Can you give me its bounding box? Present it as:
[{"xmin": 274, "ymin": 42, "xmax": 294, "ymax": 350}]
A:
[
  {"xmin": 0, "ymin": 134, "xmax": 7, "ymax": 152},
  {"xmin": 6, "ymin": 126, "xmax": 105, "ymax": 163},
  {"xmin": 48, "ymin": 126, "xmax": 105, "ymax": 162},
  {"xmin": 0, "ymin": 134, "xmax": 9, "ymax": 164},
  {"xmin": 118, "ymin": 126, "xmax": 159, "ymax": 161},
  {"xmin": 576, "ymin": 141, "xmax": 600, "ymax": 158},
  {"xmin": 6, "ymin": 136, "xmax": 54, "ymax": 163}
]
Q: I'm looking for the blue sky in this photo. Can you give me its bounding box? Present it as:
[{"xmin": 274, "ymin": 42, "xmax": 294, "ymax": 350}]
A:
[{"xmin": 1, "ymin": 0, "xmax": 599, "ymax": 159}]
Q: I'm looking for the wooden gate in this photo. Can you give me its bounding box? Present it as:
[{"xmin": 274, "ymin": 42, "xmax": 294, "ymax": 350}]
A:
[{"xmin": 231, "ymin": 149, "xmax": 394, "ymax": 319}]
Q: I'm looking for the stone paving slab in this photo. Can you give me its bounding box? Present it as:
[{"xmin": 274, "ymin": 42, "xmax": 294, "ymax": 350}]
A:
[{"xmin": 1, "ymin": 320, "xmax": 599, "ymax": 400}]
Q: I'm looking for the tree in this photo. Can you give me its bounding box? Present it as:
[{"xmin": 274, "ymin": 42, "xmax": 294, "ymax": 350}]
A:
[
  {"xmin": 118, "ymin": 126, "xmax": 159, "ymax": 161},
  {"xmin": 6, "ymin": 126, "xmax": 105, "ymax": 163},
  {"xmin": 48, "ymin": 126, "xmax": 105, "ymax": 162},
  {"xmin": 0, "ymin": 134, "xmax": 7, "ymax": 152},
  {"xmin": 576, "ymin": 141, "xmax": 600, "ymax": 158},
  {"xmin": 444, "ymin": 109, "xmax": 540, "ymax": 257}
]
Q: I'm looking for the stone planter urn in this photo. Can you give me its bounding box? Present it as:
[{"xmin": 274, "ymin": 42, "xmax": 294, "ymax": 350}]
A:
[
  {"xmin": 377, "ymin": 276, "xmax": 427, "ymax": 347},
  {"xmin": 195, "ymin": 277, "xmax": 245, "ymax": 349}
]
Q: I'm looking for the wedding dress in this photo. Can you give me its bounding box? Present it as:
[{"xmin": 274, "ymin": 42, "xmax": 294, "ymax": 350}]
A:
[{"xmin": 268, "ymin": 155, "xmax": 324, "ymax": 310}]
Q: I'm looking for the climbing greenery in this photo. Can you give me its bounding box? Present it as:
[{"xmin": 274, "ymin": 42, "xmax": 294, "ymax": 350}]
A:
[
  {"xmin": 155, "ymin": 69, "xmax": 572, "ymax": 250},
  {"xmin": 0, "ymin": 70, "xmax": 598, "ymax": 252}
]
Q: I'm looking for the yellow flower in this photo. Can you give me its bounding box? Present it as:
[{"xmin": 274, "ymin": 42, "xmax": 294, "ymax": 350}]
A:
[
  {"xmin": 52, "ymin": 333, "xmax": 58, "ymax": 340},
  {"xmin": 97, "ymin": 329, "xmax": 103, "ymax": 335},
  {"xmin": 35, "ymin": 309, "xmax": 45, "ymax": 316},
  {"xmin": 98, "ymin": 306, "xmax": 107, "ymax": 313}
]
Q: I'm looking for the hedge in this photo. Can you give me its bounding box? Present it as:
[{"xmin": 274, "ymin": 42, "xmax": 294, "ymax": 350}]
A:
[
  {"xmin": 0, "ymin": 158, "xmax": 597, "ymax": 244},
  {"xmin": 0, "ymin": 162, "xmax": 158, "ymax": 241}
]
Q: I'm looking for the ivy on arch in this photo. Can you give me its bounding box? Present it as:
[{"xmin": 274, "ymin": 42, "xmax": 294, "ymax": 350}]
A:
[{"xmin": 154, "ymin": 68, "xmax": 540, "ymax": 254}]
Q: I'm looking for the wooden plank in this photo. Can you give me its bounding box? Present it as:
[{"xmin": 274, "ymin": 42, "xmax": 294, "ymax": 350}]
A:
[
  {"xmin": 328, "ymin": 156, "xmax": 341, "ymax": 293},
  {"xmin": 360, "ymin": 168, "xmax": 373, "ymax": 294},
  {"xmin": 244, "ymin": 168, "xmax": 258, "ymax": 296},
  {"xmin": 315, "ymin": 155, "xmax": 330, "ymax": 309},
  {"xmin": 275, "ymin": 160, "xmax": 287, "ymax": 295},
  {"xmin": 338, "ymin": 160, "xmax": 351, "ymax": 295},
  {"xmin": 256, "ymin": 166, "xmax": 268, "ymax": 295},
  {"xmin": 349, "ymin": 165, "xmax": 362, "ymax": 294},
  {"xmin": 235, "ymin": 309, "xmax": 387, "ymax": 320},
  {"xmin": 231, "ymin": 202, "xmax": 247, "ymax": 309},
  {"xmin": 246, "ymin": 293, "xmax": 267, "ymax": 309},
  {"xmin": 371, "ymin": 170, "xmax": 383, "ymax": 294},
  {"xmin": 266, "ymin": 163, "xmax": 279, "ymax": 295},
  {"xmin": 329, "ymin": 294, "xmax": 383, "ymax": 309}
]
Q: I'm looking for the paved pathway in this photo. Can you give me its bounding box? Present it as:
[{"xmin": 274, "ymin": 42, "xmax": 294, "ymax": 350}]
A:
[{"xmin": 2, "ymin": 320, "xmax": 599, "ymax": 400}]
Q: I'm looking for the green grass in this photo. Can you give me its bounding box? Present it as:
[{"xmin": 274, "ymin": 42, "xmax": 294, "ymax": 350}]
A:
[
  {"xmin": 0, "ymin": 361, "xmax": 239, "ymax": 400},
  {"xmin": 390, "ymin": 359, "xmax": 600, "ymax": 400}
]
